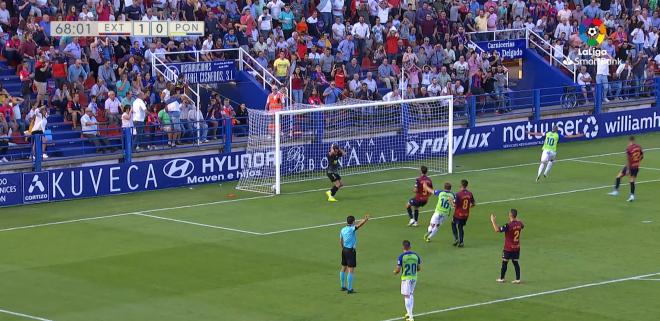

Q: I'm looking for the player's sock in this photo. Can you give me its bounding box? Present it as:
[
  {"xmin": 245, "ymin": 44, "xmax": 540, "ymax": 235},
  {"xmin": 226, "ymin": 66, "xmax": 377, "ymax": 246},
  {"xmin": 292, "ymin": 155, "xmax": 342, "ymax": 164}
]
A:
[
  {"xmin": 544, "ymin": 161, "xmax": 554, "ymax": 176},
  {"xmin": 428, "ymin": 225, "xmax": 438, "ymax": 238},
  {"xmin": 347, "ymin": 272, "xmax": 354, "ymax": 290},
  {"xmin": 512, "ymin": 261, "xmax": 521, "ymax": 280},
  {"xmin": 458, "ymin": 224, "xmax": 465, "ymax": 244},
  {"xmin": 537, "ymin": 163, "xmax": 545, "ymax": 178},
  {"xmin": 630, "ymin": 182, "xmax": 635, "ymax": 195},
  {"xmin": 413, "ymin": 209, "xmax": 419, "ymax": 222},
  {"xmin": 406, "ymin": 207, "xmax": 413, "ymax": 219},
  {"xmin": 330, "ymin": 186, "xmax": 339, "ymax": 196},
  {"xmin": 404, "ymin": 296, "xmax": 413, "ymax": 317},
  {"xmin": 615, "ymin": 177, "xmax": 621, "ymax": 190},
  {"xmin": 500, "ymin": 261, "xmax": 508, "ymax": 279},
  {"xmin": 409, "ymin": 294, "xmax": 414, "ymax": 316},
  {"xmin": 451, "ymin": 222, "xmax": 459, "ymax": 241},
  {"xmin": 340, "ymin": 271, "xmax": 346, "ymax": 288}
]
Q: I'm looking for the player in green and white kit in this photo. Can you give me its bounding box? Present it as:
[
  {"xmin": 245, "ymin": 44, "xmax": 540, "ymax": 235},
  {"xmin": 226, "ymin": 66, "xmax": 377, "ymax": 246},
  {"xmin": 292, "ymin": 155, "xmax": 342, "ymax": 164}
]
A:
[
  {"xmin": 394, "ymin": 240, "xmax": 422, "ymax": 321},
  {"xmin": 528, "ymin": 125, "xmax": 584, "ymax": 182},
  {"xmin": 423, "ymin": 182, "xmax": 454, "ymax": 242}
]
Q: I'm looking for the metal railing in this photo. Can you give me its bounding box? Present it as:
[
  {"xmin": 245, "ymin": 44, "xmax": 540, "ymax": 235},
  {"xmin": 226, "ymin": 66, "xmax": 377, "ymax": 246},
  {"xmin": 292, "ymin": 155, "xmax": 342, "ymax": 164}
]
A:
[{"xmin": 526, "ymin": 29, "xmax": 577, "ymax": 82}]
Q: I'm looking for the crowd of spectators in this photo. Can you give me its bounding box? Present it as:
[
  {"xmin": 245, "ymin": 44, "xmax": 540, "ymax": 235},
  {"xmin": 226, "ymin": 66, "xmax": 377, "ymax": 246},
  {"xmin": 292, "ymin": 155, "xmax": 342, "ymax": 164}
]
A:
[{"xmin": 0, "ymin": 0, "xmax": 659, "ymax": 161}]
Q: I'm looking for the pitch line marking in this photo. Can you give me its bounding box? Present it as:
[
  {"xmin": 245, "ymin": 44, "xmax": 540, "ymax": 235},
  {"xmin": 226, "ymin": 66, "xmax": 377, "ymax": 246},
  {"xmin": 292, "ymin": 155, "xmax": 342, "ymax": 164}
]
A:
[
  {"xmin": 0, "ymin": 307, "xmax": 55, "ymax": 321},
  {"xmin": 133, "ymin": 213, "xmax": 263, "ymax": 235},
  {"xmin": 0, "ymin": 196, "xmax": 272, "ymax": 234},
  {"xmin": 0, "ymin": 149, "xmax": 657, "ymax": 234},
  {"xmin": 284, "ymin": 147, "xmax": 660, "ymax": 196},
  {"xmin": 634, "ymin": 278, "xmax": 660, "ymax": 281},
  {"xmin": 379, "ymin": 272, "xmax": 660, "ymax": 321},
  {"xmin": 0, "ymin": 213, "xmax": 134, "ymax": 233},
  {"xmin": 260, "ymin": 179, "xmax": 660, "ymax": 235},
  {"xmin": 568, "ymin": 159, "xmax": 660, "ymax": 171}
]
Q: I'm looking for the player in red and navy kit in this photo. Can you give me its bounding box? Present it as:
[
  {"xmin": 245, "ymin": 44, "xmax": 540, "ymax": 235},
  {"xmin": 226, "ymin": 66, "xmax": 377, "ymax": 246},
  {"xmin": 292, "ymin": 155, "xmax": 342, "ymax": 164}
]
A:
[
  {"xmin": 609, "ymin": 136, "xmax": 644, "ymax": 202},
  {"xmin": 406, "ymin": 166, "xmax": 433, "ymax": 227},
  {"xmin": 491, "ymin": 209, "xmax": 524, "ymax": 284},
  {"xmin": 452, "ymin": 179, "xmax": 475, "ymax": 247}
]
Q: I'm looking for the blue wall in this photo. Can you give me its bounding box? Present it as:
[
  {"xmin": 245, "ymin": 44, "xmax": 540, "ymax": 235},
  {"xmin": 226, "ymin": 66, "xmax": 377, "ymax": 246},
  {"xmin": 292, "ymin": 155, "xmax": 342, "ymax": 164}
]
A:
[
  {"xmin": 518, "ymin": 49, "xmax": 574, "ymax": 108},
  {"xmin": 207, "ymin": 71, "xmax": 270, "ymax": 111}
]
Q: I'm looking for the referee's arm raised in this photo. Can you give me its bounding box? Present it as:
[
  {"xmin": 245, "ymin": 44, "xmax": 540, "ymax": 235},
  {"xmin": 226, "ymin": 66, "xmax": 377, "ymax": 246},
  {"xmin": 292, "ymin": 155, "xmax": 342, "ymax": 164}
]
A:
[{"xmin": 355, "ymin": 215, "xmax": 370, "ymax": 230}]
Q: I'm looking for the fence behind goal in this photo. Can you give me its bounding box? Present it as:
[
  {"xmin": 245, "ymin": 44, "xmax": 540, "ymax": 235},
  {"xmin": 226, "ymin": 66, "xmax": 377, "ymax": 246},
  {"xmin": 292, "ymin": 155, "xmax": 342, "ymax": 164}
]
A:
[{"xmin": 236, "ymin": 96, "xmax": 454, "ymax": 194}]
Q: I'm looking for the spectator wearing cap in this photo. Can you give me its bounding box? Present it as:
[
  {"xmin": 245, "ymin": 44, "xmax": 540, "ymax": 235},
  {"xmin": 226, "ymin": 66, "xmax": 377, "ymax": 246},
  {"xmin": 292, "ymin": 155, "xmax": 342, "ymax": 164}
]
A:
[
  {"xmin": 322, "ymin": 81, "xmax": 343, "ymax": 104},
  {"xmin": 81, "ymin": 107, "xmax": 112, "ymax": 153}
]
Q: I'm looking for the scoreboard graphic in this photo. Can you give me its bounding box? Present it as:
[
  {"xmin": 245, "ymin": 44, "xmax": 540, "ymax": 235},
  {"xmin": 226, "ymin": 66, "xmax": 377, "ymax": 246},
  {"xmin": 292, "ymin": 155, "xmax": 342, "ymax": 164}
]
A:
[{"xmin": 51, "ymin": 21, "xmax": 204, "ymax": 37}]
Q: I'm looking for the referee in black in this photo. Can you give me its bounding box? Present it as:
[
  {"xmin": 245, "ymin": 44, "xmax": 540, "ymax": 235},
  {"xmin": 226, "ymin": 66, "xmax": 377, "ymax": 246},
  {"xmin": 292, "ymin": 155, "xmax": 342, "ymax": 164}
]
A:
[{"xmin": 339, "ymin": 215, "xmax": 369, "ymax": 294}]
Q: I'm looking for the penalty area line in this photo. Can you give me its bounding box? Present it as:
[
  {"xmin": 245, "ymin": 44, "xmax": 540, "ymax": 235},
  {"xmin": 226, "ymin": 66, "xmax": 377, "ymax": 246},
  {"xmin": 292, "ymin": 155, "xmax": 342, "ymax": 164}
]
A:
[
  {"xmin": 261, "ymin": 179, "xmax": 660, "ymax": 235},
  {"xmin": 568, "ymin": 159, "xmax": 660, "ymax": 171},
  {"xmin": 379, "ymin": 272, "xmax": 660, "ymax": 321},
  {"xmin": 0, "ymin": 307, "xmax": 55, "ymax": 321},
  {"xmin": 133, "ymin": 213, "xmax": 263, "ymax": 235}
]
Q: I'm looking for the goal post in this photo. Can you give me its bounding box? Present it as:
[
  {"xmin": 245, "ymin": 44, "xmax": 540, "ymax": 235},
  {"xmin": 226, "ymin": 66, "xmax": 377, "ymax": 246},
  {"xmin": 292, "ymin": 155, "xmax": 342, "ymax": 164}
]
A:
[{"xmin": 236, "ymin": 96, "xmax": 454, "ymax": 195}]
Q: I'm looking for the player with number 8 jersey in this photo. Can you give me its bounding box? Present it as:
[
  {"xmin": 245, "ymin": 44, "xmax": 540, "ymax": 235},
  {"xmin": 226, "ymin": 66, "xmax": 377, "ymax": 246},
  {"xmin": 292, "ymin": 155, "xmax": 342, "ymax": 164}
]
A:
[{"xmin": 452, "ymin": 179, "xmax": 476, "ymax": 247}]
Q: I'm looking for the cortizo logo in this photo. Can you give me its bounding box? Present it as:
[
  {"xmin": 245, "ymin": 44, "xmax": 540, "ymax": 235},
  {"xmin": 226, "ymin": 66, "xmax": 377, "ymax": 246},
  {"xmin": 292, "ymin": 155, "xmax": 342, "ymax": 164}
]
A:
[
  {"xmin": 163, "ymin": 159, "xmax": 195, "ymax": 179},
  {"xmin": 583, "ymin": 116, "xmax": 599, "ymax": 138},
  {"xmin": 28, "ymin": 175, "xmax": 45, "ymax": 193}
]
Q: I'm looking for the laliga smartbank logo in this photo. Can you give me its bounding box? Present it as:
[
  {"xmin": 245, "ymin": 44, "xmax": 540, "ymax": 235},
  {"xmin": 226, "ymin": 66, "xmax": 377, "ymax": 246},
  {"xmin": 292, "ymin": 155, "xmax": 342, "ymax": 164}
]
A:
[
  {"xmin": 579, "ymin": 18, "xmax": 607, "ymax": 46},
  {"xmin": 563, "ymin": 18, "xmax": 622, "ymax": 66}
]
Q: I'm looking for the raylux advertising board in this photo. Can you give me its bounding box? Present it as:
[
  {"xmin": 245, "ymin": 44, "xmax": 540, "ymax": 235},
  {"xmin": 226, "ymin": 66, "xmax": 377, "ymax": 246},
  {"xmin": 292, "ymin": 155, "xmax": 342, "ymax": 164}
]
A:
[{"xmin": 164, "ymin": 60, "xmax": 236, "ymax": 84}]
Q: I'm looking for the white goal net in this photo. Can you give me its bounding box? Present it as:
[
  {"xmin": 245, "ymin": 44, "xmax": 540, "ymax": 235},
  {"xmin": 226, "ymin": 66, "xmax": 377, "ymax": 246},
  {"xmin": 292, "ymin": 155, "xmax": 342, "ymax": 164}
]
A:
[{"xmin": 236, "ymin": 96, "xmax": 454, "ymax": 194}]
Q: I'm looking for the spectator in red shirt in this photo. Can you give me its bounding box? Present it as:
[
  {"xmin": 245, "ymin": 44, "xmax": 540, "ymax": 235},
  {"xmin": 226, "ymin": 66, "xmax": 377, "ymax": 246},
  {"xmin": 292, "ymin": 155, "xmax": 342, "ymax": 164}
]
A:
[
  {"xmin": 18, "ymin": 33, "xmax": 37, "ymax": 73},
  {"xmin": 96, "ymin": 0, "xmax": 111, "ymax": 21},
  {"xmin": 385, "ymin": 27, "xmax": 399, "ymax": 61},
  {"xmin": 307, "ymin": 88, "xmax": 322, "ymax": 105},
  {"xmin": 291, "ymin": 67, "xmax": 304, "ymax": 103},
  {"xmin": 332, "ymin": 63, "xmax": 347, "ymax": 89},
  {"xmin": 4, "ymin": 35, "xmax": 21, "ymax": 66}
]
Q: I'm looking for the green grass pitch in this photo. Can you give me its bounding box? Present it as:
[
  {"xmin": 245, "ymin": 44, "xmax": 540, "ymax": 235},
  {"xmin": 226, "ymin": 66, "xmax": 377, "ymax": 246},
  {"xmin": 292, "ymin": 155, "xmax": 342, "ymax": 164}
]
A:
[{"xmin": 1, "ymin": 133, "xmax": 659, "ymax": 321}]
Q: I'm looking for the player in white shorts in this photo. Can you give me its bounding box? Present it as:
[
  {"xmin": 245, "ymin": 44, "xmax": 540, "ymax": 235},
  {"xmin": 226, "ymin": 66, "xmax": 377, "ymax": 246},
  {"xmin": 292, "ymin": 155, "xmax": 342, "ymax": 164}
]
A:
[
  {"xmin": 423, "ymin": 182, "xmax": 455, "ymax": 243},
  {"xmin": 528, "ymin": 125, "xmax": 584, "ymax": 181},
  {"xmin": 394, "ymin": 240, "xmax": 422, "ymax": 321}
]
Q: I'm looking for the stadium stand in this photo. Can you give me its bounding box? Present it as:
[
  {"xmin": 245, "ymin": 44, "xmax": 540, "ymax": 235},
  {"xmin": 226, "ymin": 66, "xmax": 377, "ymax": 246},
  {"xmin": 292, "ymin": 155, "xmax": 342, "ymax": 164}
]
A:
[{"xmin": 0, "ymin": 0, "xmax": 659, "ymax": 171}]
